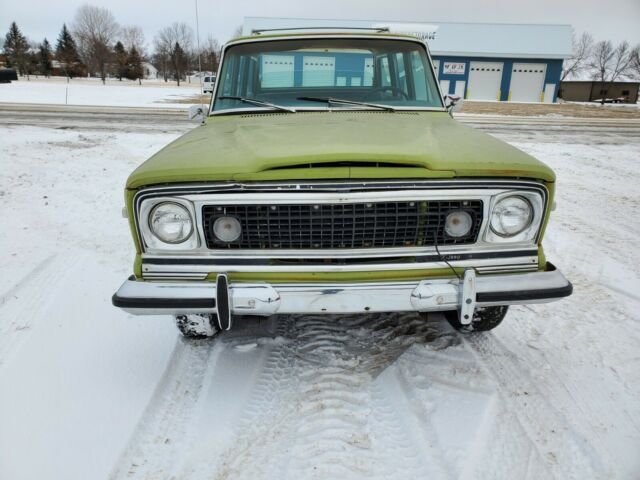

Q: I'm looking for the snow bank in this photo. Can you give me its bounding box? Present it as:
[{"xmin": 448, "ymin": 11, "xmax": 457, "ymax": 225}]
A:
[
  {"xmin": 0, "ymin": 77, "xmax": 202, "ymax": 108},
  {"xmin": 1, "ymin": 123, "xmax": 639, "ymax": 480}
]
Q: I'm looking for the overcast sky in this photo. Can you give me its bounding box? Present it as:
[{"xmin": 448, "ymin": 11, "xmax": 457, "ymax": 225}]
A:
[{"xmin": 1, "ymin": 0, "xmax": 639, "ymax": 50}]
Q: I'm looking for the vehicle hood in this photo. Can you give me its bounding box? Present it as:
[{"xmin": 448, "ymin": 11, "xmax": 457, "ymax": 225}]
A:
[{"xmin": 127, "ymin": 111, "xmax": 555, "ymax": 189}]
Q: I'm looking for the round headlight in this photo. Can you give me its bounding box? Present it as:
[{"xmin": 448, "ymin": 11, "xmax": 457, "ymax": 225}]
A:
[
  {"xmin": 444, "ymin": 211, "xmax": 473, "ymax": 238},
  {"xmin": 213, "ymin": 216, "xmax": 242, "ymax": 243},
  {"xmin": 149, "ymin": 202, "xmax": 193, "ymax": 244},
  {"xmin": 490, "ymin": 196, "xmax": 533, "ymax": 237}
]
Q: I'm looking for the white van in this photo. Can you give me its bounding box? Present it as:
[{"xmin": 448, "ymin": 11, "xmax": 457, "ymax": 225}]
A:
[{"xmin": 203, "ymin": 75, "xmax": 216, "ymax": 93}]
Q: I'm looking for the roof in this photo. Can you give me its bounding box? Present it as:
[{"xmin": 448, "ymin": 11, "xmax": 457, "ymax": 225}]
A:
[
  {"xmin": 561, "ymin": 80, "xmax": 640, "ymax": 85},
  {"xmin": 243, "ymin": 17, "xmax": 573, "ymax": 59}
]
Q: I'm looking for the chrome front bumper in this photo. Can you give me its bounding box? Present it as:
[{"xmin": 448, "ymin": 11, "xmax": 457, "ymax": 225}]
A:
[{"xmin": 112, "ymin": 263, "xmax": 572, "ymax": 325}]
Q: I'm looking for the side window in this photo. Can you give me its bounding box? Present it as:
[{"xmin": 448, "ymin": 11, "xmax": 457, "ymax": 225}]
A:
[
  {"xmin": 379, "ymin": 56, "xmax": 391, "ymax": 86},
  {"xmin": 363, "ymin": 56, "xmax": 374, "ymax": 86},
  {"xmin": 395, "ymin": 53, "xmax": 407, "ymax": 94},
  {"xmin": 411, "ymin": 51, "xmax": 428, "ymax": 101}
]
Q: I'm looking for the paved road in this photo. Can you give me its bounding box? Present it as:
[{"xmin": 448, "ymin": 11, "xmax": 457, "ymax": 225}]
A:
[{"xmin": 2, "ymin": 102, "xmax": 640, "ymax": 134}]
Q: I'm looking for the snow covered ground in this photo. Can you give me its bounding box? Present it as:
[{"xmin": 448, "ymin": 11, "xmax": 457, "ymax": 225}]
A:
[
  {"xmin": 0, "ymin": 121, "xmax": 639, "ymax": 480},
  {"xmin": 0, "ymin": 77, "xmax": 202, "ymax": 108}
]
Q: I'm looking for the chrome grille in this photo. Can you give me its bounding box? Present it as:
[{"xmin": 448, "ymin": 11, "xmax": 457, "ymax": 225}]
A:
[{"xmin": 202, "ymin": 200, "xmax": 483, "ymax": 249}]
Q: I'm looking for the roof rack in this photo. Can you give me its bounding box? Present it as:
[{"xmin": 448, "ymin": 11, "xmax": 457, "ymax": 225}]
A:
[{"xmin": 251, "ymin": 26, "xmax": 390, "ymax": 35}]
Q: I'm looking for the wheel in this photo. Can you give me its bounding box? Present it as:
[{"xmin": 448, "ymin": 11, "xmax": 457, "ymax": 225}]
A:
[
  {"xmin": 175, "ymin": 314, "xmax": 220, "ymax": 338},
  {"xmin": 445, "ymin": 306, "xmax": 509, "ymax": 333}
]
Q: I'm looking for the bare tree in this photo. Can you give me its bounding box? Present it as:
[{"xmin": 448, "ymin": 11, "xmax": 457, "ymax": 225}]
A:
[
  {"xmin": 589, "ymin": 40, "xmax": 636, "ymax": 103},
  {"xmin": 153, "ymin": 22, "xmax": 193, "ymax": 84},
  {"xmin": 121, "ymin": 25, "xmax": 145, "ymax": 56},
  {"xmin": 231, "ymin": 25, "xmax": 243, "ymax": 39},
  {"xmin": 629, "ymin": 45, "xmax": 640, "ymax": 80},
  {"xmin": 561, "ymin": 31, "xmax": 593, "ymax": 81},
  {"xmin": 72, "ymin": 5, "xmax": 119, "ymax": 84},
  {"xmin": 200, "ymin": 35, "xmax": 220, "ymax": 73}
]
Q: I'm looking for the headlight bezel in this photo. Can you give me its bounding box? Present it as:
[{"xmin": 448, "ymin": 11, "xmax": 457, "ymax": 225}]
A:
[{"xmin": 485, "ymin": 191, "xmax": 544, "ymax": 244}]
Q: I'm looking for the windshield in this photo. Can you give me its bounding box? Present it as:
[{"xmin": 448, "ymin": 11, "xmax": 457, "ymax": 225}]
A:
[{"xmin": 212, "ymin": 38, "xmax": 443, "ymax": 113}]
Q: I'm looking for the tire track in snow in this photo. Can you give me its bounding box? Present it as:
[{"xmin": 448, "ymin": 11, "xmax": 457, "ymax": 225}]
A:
[
  {"xmin": 110, "ymin": 337, "xmax": 219, "ymax": 480},
  {"xmin": 0, "ymin": 254, "xmax": 78, "ymax": 367},
  {"xmin": 463, "ymin": 332, "xmax": 611, "ymax": 479},
  {"xmin": 187, "ymin": 313, "xmax": 463, "ymax": 480}
]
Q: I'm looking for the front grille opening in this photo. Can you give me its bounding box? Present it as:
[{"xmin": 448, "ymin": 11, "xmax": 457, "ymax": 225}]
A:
[{"xmin": 202, "ymin": 200, "xmax": 483, "ymax": 250}]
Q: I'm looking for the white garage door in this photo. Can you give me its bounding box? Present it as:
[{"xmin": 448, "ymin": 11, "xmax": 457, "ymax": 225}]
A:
[
  {"xmin": 467, "ymin": 62, "xmax": 503, "ymax": 101},
  {"xmin": 302, "ymin": 56, "xmax": 336, "ymax": 87},
  {"xmin": 261, "ymin": 55, "xmax": 295, "ymax": 88},
  {"xmin": 510, "ymin": 63, "xmax": 546, "ymax": 102},
  {"xmin": 439, "ymin": 79, "xmax": 450, "ymax": 95}
]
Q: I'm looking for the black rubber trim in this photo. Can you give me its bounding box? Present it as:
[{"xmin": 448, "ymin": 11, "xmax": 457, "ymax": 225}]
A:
[
  {"xmin": 215, "ymin": 275, "xmax": 231, "ymax": 330},
  {"xmin": 112, "ymin": 294, "xmax": 216, "ymax": 309},
  {"xmin": 142, "ymin": 249, "xmax": 538, "ymax": 266},
  {"xmin": 476, "ymin": 281, "xmax": 573, "ymax": 303}
]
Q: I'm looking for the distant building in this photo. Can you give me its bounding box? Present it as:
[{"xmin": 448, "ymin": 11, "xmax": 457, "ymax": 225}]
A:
[
  {"xmin": 142, "ymin": 62, "xmax": 158, "ymax": 79},
  {"xmin": 243, "ymin": 17, "xmax": 573, "ymax": 103},
  {"xmin": 559, "ymin": 81, "xmax": 639, "ymax": 104}
]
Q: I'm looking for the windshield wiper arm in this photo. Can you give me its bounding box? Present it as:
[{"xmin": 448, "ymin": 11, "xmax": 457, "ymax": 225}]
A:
[
  {"xmin": 218, "ymin": 96, "xmax": 296, "ymax": 113},
  {"xmin": 297, "ymin": 96, "xmax": 395, "ymax": 112}
]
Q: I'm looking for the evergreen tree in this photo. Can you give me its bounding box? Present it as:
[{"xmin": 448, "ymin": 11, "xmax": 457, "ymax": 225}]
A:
[
  {"xmin": 125, "ymin": 46, "xmax": 144, "ymax": 81},
  {"xmin": 38, "ymin": 38, "xmax": 53, "ymax": 76},
  {"xmin": 3, "ymin": 22, "xmax": 29, "ymax": 75},
  {"xmin": 172, "ymin": 41, "xmax": 186, "ymax": 86},
  {"xmin": 55, "ymin": 24, "xmax": 82, "ymax": 78},
  {"xmin": 113, "ymin": 41, "xmax": 127, "ymax": 80}
]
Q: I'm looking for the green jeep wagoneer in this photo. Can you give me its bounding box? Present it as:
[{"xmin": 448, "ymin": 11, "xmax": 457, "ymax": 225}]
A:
[{"xmin": 112, "ymin": 29, "xmax": 572, "ymax": 337}]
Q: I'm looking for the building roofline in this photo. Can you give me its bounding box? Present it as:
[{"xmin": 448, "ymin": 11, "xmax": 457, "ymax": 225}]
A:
[
  {"xmin": 431, "ymin": 51, "xmax": 570, "ymax": 59},
  {"xmin": 243, "ymin": 16, "xmax": 572, "ymax": 29}
]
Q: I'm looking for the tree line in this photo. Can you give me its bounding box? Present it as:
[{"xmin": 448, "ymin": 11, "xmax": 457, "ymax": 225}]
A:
[
  {"xmin": 561, "ymin": 32, "xmax": 639, "ymax": 94},
  {"xmin": 1, "ymin": 5, "xmax": 222, "ymax": 84}
]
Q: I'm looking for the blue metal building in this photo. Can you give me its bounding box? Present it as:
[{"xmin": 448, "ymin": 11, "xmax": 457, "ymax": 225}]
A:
[{"xmin": 243, "ymin": 18, "xmax": 573, "ymax": 103}]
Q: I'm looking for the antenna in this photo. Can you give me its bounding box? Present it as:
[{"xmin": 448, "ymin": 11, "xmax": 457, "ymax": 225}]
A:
[{"xmin": 194, "ymin": 0, "xmax": 205, "ymax": 124}]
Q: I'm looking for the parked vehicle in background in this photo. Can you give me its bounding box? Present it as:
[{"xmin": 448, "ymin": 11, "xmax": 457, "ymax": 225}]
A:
[
  {"xmin": 203, "ymin": 74, "xmax": 216, "ymax": 93},
  {"xmin": 112, "ymin": 29, "xmax": 572, "ymax": 338},
  {"xmin": 0, "ymin": 68, "xmax": 18, "ymax": 83}
]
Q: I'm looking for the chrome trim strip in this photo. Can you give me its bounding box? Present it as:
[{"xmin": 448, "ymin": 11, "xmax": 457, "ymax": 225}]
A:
[{"xmin": 140, "ymin": 255, "xmax": 539, "ymax": 277}]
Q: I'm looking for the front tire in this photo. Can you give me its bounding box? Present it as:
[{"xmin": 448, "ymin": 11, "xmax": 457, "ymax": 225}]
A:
[
  {"xmin": 175, "ymin": 314, "xmax": 220, "ymax": 338},
  {"xmin": 445, "ymin": 306, "xmax": 509, "ymax": 333}
]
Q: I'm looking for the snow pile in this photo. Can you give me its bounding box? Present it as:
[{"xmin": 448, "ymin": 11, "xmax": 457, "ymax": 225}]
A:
[{"xmin": 0, "ymin": 78, "xmax": 201, "ymax": 108}]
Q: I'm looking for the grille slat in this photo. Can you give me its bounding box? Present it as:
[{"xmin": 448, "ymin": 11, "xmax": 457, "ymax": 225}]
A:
[{"xmin": 203, "ymin": 200, "xmax": 483, "ymax": 249}]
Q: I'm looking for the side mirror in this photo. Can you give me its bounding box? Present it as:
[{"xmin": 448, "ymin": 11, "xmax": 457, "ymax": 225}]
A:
[
  {"xmin": 188, "ymin": 104, "xmax": 208, "ymax": 122},
  {"xmin": 444, "ymin": 94, "xmax": 463, "ymax": 116}
]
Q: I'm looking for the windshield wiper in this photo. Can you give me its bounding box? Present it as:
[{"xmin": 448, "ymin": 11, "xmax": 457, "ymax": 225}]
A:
[
  {"xmin": 297, "ymin": 96, "xmax": 396, "ymax": 112},
  {"xmin": 218, "ymin": 96, "xmax": 296, "ymax": 113}
]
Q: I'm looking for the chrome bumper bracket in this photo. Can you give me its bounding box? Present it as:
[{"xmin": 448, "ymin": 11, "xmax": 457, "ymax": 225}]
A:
[{"xmin": 459, "ymin": 269, "xmax": 477, "ymax": 325}]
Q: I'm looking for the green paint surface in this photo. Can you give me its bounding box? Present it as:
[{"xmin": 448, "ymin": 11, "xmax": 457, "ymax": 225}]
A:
[{"xmin": 126, "ymin": 111, "xmax": 555, "ymax": 189}]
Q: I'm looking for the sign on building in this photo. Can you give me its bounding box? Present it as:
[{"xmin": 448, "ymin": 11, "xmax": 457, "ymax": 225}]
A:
[{"xmin": 443, "ymin": 62, "xmax": 466, "ymax": 75}]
